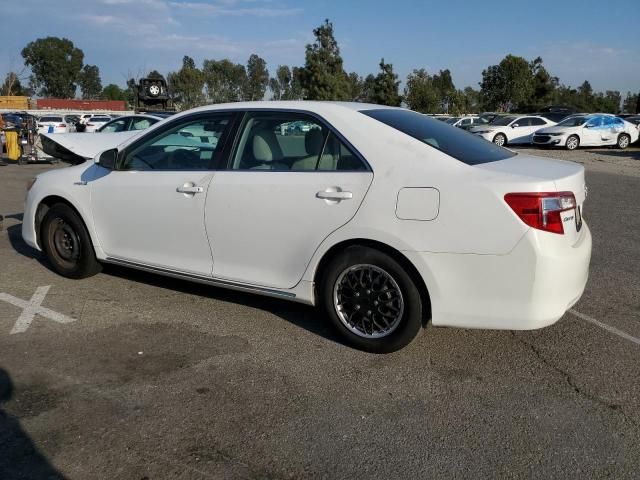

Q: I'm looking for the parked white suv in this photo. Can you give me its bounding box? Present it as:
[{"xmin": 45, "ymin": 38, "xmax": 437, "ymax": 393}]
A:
[
  {"xmin": 471, "ymin": 115, "xmax": 556, "ymax": 146},
  {"xmin": 533, "ymin": 114, "xmax": 639, "ymax": 150}
]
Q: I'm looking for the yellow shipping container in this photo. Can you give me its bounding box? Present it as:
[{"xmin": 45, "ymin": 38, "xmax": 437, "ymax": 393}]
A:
[{"xmin": 0, "ymin": 96, "xmax": 29, "ymax": 110}]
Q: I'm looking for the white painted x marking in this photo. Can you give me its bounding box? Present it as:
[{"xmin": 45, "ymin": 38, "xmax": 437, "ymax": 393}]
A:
[{"xmin": 0, "ymin": 286, "xmax": 76, "ymax": 334}]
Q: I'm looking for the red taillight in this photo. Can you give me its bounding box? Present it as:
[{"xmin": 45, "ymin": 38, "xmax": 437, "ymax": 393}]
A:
[
  {"xmin": 58, "ymin": 124, "xmax": 66, "ymax": 127},
  {"xmin": 504, "ymin": 192, "xmax": 576, "ymax": 234},
  {"xmin": 87, "ymin": 123, "xmax": 94, "ymax": 126}
]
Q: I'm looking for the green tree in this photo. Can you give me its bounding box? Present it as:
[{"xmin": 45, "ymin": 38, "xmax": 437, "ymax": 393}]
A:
[
  {"xmin": 479, "ymin": 55, "xmax": 534, "ymax": 111},
  {"xmin": 147, "ymin": 70, "xmax": 164, "ymax": 80},
  {"xmin": 370, "ymin": 58, "xmax": 401, "ymax": 106},
  {"xmin": 404, "ymin": 69, "xmax": 439, "ymax": 113},
  {"xmin": 167, "ymin": 55, "xmax": 205, "ymax": 109},
  {"xmin": 347, "ymin": 72, "xmax": 365, "ymax": 102},
  {"xmin": 299, "ymin": 19, "xmax": 350, "ymax": 100},
  {"xmin": 432, "ymin": 69, "xmax": 456, "ymax": 112},
  {"xmin": 78, "ymin": 64, "xmax": 102, "ymax": 99},
  {"xmin": 202, "ymin": 59, "xmax": 247, "ymax": 103},
  {"xmin": 0, "ymin": 72, "xmax": 28, "ymax": 96},
  {"xmin": 622, "ymin": 91, "xmax": 639, "ymax": 113},
  {"xmin": 245, "ymin": 54, "xmax": 269, "ymax": 101},
  {"xmin": 527, "ymin": 57, "xmax": 558, "ymax": 110},
  {"xmin": 21, "ymin": 36, "xmax": 84, "ymax": 97},
  {"xmin": 460, "ymin": 87, "xmax": 480, "ymax": 113},
  {"xmin": 101, "ymin": 83, "xmax": 127, "ymax": 101}
]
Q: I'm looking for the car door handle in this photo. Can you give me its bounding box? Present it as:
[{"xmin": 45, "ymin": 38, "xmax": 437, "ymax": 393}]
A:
[
  {"xmin": 316, "ymin": 190, "xmax": 353, "ymax": 201},
  {"xmin": 176, "ymin": 184, "xmax": 204, "ymax": 194}
]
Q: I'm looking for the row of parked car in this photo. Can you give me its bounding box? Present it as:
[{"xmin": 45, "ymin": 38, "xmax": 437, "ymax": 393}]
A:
[{"xmin": 436, "ymin": 112, "xmax": 640, "ymax": 150}]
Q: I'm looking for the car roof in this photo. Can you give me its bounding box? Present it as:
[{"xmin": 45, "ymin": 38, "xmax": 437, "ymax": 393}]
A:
[{"xmin": 185, "ymin": 100, "xmax": 400, "ymax": 115}]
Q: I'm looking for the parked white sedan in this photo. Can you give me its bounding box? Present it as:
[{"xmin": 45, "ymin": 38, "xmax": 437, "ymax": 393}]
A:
[
  {"xmin": 84, "ymin": 115, "xmax": 112, "ymax": 133},
  {"xmin": 25, "ymin": 102, "xmax": 591, "ymax": 352},
  {"xmin": 471, "ymin": 115, "xmax": 556, "ymax": 146},
  {"xmin": 533, "ymin": 114, "xmax": 639, "ymax": 150},
  {"xmin": 36, "ymin": 115, "xmax": 70, "ymax": 135}
]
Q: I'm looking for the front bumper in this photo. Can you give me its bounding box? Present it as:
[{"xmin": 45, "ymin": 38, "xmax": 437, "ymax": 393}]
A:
[
  {"xmin": 405, "ymin": 223, "xmax": 592, "ymax": 330},
  {"xmin": 532, "ymin": 134, "xmax": 567, "ymax": 146}
]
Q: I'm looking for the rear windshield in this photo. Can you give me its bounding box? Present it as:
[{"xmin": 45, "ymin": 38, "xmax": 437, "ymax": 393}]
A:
[
  {"xmin": 361, "ymin": 109, "xmax": 515, "ymax": 165},
  {"xmin": 39, "ymin": 116, "xmax": 62, "ymax": 122}
]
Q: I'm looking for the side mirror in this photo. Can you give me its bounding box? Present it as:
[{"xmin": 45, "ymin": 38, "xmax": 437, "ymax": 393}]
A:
[
  {"xmin": 511, "ymin": 124, "xmax": 519, "ymax": 128},
  {"xmin": 96, "ymin": 148, "xmax": 117, "ymax": 170},
  {"xmin": 584, "ymin": 124, "xmax": 593, "ymax": 129}
]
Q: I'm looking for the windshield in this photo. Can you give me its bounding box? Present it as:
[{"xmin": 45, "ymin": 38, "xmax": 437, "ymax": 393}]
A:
[
  {"xmin": 361, "ymin": 109, "xmax": 515, "ymax": 165},
  {"xmin": 445, "ymin": 117, "xmax": 460, "ymax": 124},
  {"xmin": 491, "ymin": 116, "xmax": 517, "ymax": 126},
  {"xmin": 557, "ymin": 116, "xmax": 587, "ymax": 127}
]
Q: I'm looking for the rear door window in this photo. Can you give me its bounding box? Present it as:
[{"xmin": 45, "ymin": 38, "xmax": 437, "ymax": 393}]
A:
[
  {"xmin": 230, "ymin": 111, "xmax": 367, "ymax": 171},
  {"xmin": 361, "ymin": 109, "xmax": 515, "ymax": 165}
]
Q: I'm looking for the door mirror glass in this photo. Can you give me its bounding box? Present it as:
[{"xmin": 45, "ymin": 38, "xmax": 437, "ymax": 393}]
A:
[
  {"xmin": 96, "ymin": 148, "xmax": 117, "ymax": 169},
  {"xmin": 511, "ymin": 123, "xmax": 519, "ymax": 128}
]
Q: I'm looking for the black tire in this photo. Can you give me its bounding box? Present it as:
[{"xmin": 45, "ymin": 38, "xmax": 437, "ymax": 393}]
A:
[
  {"xmin": 41, "ymin": 203, "xmax": 101, "ymax": 279},
  {"xmin": 493, "ymin": 133, "xmax": 507, "ymax": 147},
  {"xmin": 566, "ymin": 135, "xmax": 580, "ymax": 150},
  {"xmin": 617, "ymin": 133, "xmax": 630, "ymax": 149},
  {"xmin": 319, "ymin": 246, "xmax": 423, "ymax": 353}
]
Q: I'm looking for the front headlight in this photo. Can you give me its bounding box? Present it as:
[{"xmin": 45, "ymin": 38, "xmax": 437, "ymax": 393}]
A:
[
  {"xmin": 474, "ymin": 130, "xmax": 491, "ymax": 134},
  {"xmin": 547, "ymin": 132, "xmax": 565, "ymax": 136}
]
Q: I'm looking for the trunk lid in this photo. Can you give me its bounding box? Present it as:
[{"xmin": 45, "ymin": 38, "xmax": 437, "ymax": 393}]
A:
[{"xmin": 475, "ymin": 153, "xmax": 587, "ymax": 244}]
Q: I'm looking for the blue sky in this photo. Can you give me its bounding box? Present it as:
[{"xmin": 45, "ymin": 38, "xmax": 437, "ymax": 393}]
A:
[{"xmin": 2, "ymin": 0, "xmax": 639, "ymax": 94}]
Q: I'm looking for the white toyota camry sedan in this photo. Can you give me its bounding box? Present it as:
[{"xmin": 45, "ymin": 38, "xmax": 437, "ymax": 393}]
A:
[{"xmin": 24, "ymin": 102, "xmax": 592, "ymax": 352}]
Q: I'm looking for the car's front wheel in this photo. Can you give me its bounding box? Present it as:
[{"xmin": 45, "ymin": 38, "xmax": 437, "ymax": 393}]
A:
[
  {"xmin": 617, "ymin": 133, "xmax": 630, "ymax": 149},
  {"xmin": 493, "ymin": 133, "xmax": 506, "ymax": 147},
  {"xmin": 41, "ymin": 203, "xmax": 102, "ymax": 279},
  {"xmin": 566, "ymin": 135, "xmax": 580, "ymax": 150},
  {"xmin": 319, "ymin": 246, "xmax": 424, "ymax": 353}
]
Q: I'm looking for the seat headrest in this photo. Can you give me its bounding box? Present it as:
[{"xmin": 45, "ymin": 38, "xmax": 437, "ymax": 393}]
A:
[
  {"xmin": 305, "ymin": 129, "xmax": 324, "ymax": 156},
  {"xmin": 253, "ymin": 129, "xmax": 283, "ymax": 162}
]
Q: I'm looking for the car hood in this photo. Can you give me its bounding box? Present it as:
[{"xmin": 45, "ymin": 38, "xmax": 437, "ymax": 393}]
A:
[
  {"xmin": 470, "ymin": 125, "xmax": 502, "ymax": 132},
  {"xmin": 535, "ymin": 125, "xmax": 576, "ymax": 134},
  {"xmin": 38, "ymin": 131, "xmax": 140, "ymax": 165}
]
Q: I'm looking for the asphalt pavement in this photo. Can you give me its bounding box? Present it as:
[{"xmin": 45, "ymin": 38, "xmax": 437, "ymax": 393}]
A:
[{"xmin": 1, "ymin": 148, "xmax": 639, "ymax": 479}]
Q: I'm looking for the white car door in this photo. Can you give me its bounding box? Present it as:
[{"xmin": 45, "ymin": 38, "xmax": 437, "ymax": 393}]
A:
[
  {"xmin": 582, "ymin": 117, "xmax": 603, "ymax": 146},
  {"xmin": 205, "ymin": 111, "xmax": 373, "ymax": 289},
  {"xmin": 509, "ymin": 117, "xmax": 532, "ymax": 144},
  {"xmin": 528, "ymin": 117, "xmax": 549, "ymax": 141},
  {"xmin": 89, "ymin": 113, "xmax": 235, "ymax": 275}
]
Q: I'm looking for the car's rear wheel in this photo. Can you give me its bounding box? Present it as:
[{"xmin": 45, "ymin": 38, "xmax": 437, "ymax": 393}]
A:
[
  {"xmin": 566, "ymin": 135, "xmax": 580, "ymax": 150},
  {"xmin": 493, "ymin": 133, "xmax": 506, "ymax": 147},
  {"xmin": 41, "ymin": 203, "xmax": 102, "ymax": 279},
  {"xmin": 617, "ymin": 133, "xmax": 630, "ymax": 149},
  {"xmin": 319, "ymin": 246, "xmax": 423, "ymax": 353}
]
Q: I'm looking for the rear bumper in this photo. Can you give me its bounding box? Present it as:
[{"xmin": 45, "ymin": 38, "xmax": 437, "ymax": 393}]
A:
[{"xmin": 405, "ymin": 223, "xmax": 592, "ymax": 330}]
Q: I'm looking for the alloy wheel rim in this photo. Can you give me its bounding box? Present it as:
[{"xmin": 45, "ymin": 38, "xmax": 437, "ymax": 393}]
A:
[
  {"xmin": 567, "ymin": 137, "xmax": 578, "ymax": 149},
  {"xmin": 494, "ymin": 135, "xmax": 504, "ymax": 146},
  {"xmin": 619, "ymin": 136, "xmax": 629, "ymax": 148},
  {"xmin": 333, "ymin": 264, "xmax": 404, "ymax": 339}
]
